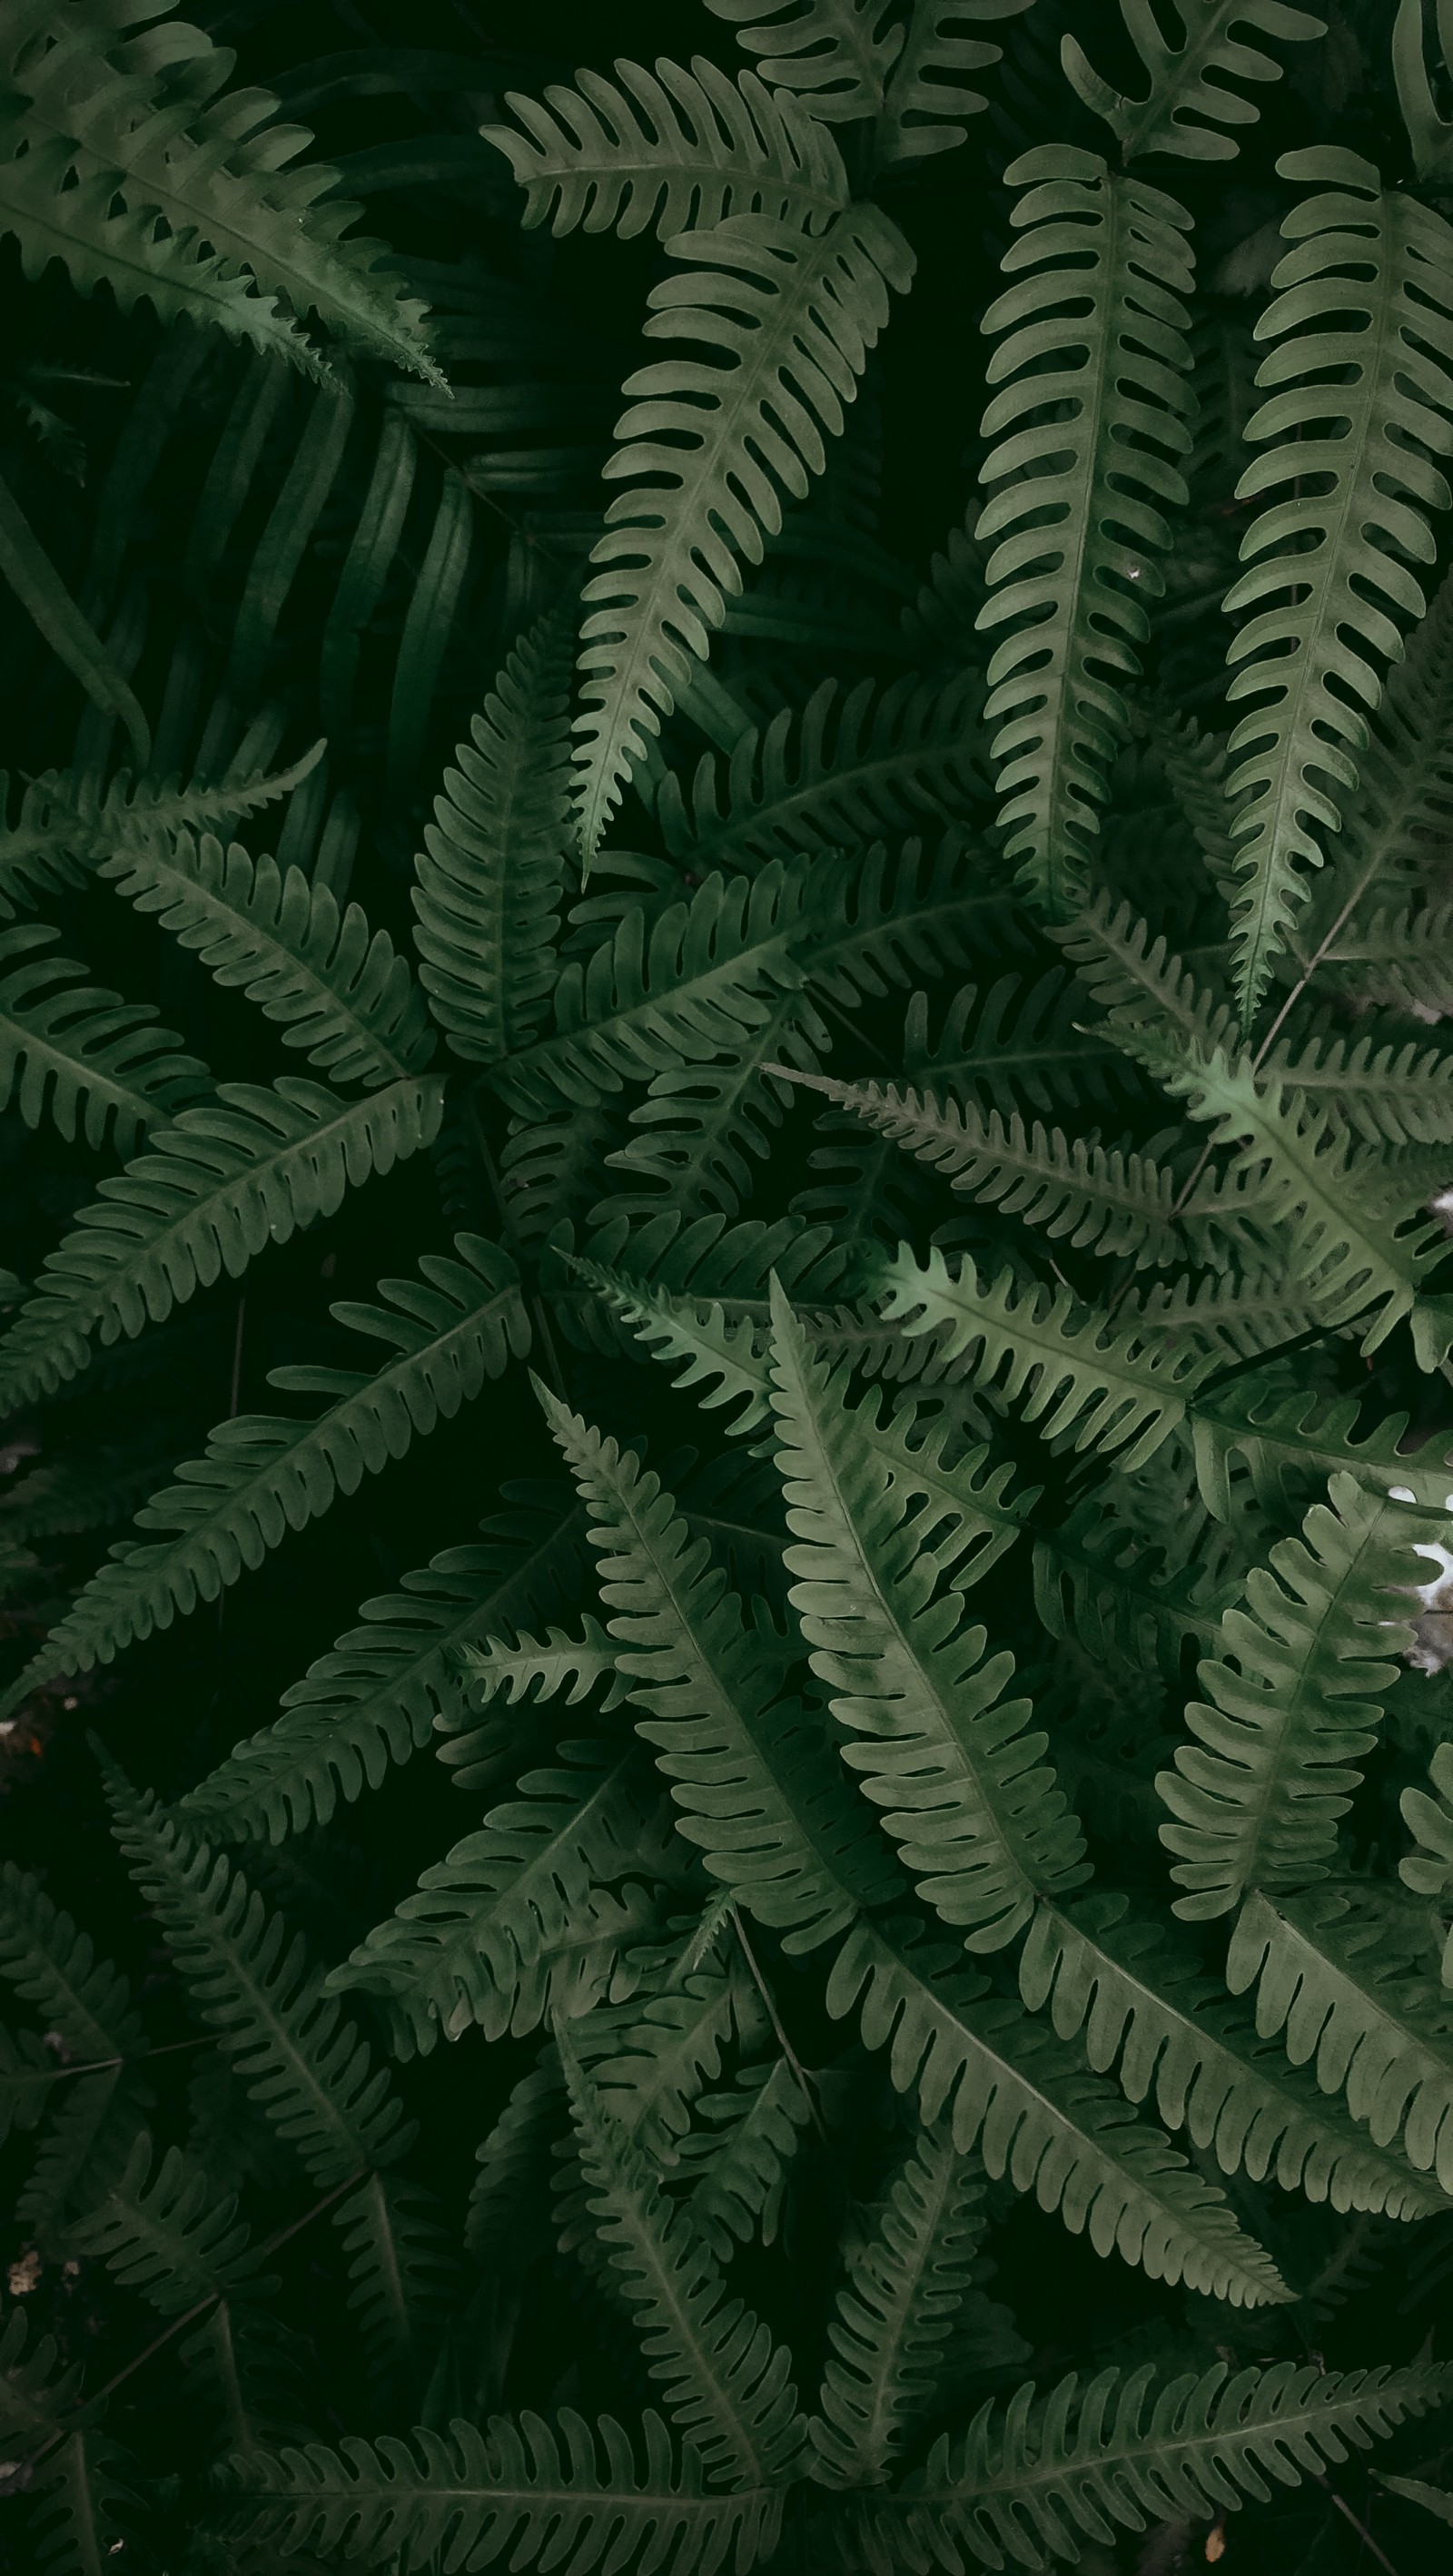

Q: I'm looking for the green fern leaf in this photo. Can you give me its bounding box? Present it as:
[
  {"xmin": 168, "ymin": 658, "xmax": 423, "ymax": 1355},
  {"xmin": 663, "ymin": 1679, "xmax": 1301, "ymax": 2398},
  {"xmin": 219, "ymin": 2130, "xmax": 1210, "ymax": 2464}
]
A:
[
  {"xmin": 1221, "ymin": 150, "xmax": 1453, "ymax": 1025},
  {"xmin": 703, "ymin": 0, "xmax": 903, "ymax": 124},
  {"xmin": 899, "ymin": 967, "xmax": 1134, "ymax": 1120},
  {"xmin": 1318, "ymin": 899, "xmax": 1453, "ymax": 1018},
  {"xmin": 101, "ymin": 1755, "xmax": 410, "ymax": 2187},
  {"xmin": 1382, "ymin": 2471, "xmax": 1453, "ymax": 2528},
  {"xmin": 576, "ymin": 1964, "xmax": 766, "ymax": 2170},
  {"xmin": 1394, "ymin": 0, "xmax": 1453, "ymax": 192},
  {"xmin": 485, "ymin": 55, "xmax": 848, "ymax": 240},
  {"xmin": 25, "ymin": 2426, "xmax": 140, "ymax": 2576},
  {"xmin": 0, "ymin": 1074, "xmax": 443, "ymax": 1414},
  {"xmin": 573, "ymin": 205, "xmax": 913, "ymax": 851},
  {"xmin": 1400, "ymin": 1742, "xmax": 1453, "ymax": 1982},
  {"xmin": 829, "ymin": 1913, "xmax": 1288, "ymax": 2304},
  {"xmin": 1056, "ymin": 889, "xmax": 1237, "ymax": 1061},
  {"xmin": 327, "ymin": 1738, "xmax": 666, "ymax": 2057},
  {"xmin": 458, "ymin": 1615, "xmax": 626, "ymax": 1712},
  {"xmin": 1063, "ymin": 1, "xmax": 1327, "ymax": 165},
  {"xmin": 0, "ymin": 2295, "xmax": 83, "ymax": 2445},
  {"xmin": 855, "ymin": 2356, "xmax": 1451, "ymax": 2575},
  {"xmin": 183, "ymin": 1489, "xmax": 587, "ymax": 1842},
  {"xmin": 0, "ymin": 745, "xmax": 322, "ymax": 923},
  {"xmin": 680, "ymin": 2058, "xmax": 814, "ymax": 2259},
  {"xmin": 657, "ymin": 672, "xmax": 985, "ymax": 872},
  {"xmin": 1159, "ymin": 1475, "xmax": 1437, "ymax": 1919},
  {"xmin": 0, "ymin": 1861, "xmax": 145, "ymax": 2064},
  {"xmin": 1033, "ymin": 1493, "xmax": 1243, "ymax": 1682},
  {"xmin": 974, "ymin": 147, "xmax": 1194, "ymax": 917},
  {"xmin": 879, "ymin": 1245, "xmax": 1211, "ymax": 1472},
  {"xmin": 73, "ymin": 2130, "xmax": 273, "ymax": 2313},
  {"xmin": 540, "ymin": 1390, "xmax": 904, "ymax": 1948},
  {"xmin": 0, "ymin": 923, "xmax": 211, "ymax": 1153},
  {"xmin": 212, "ymin": 2409, "xmax": 781, "ymax": 2573},
  {"xmin": 1257, "ymin": 1025, "xmax": 1453, "ymax": 1148},
  {"xmin": 1227, "ymin": 1882, "xmax": 1453, "ymax": 2194},
  {"xmin": 559, "ymin": 2034, "xmax": 806, "ymax": 2486},
  {"xmin": 98, "ymin": 831, "xmax": 435, "ymax": 1090},
  {"xmin": 0, "ymin": 1233, "xmax": 528, "ymax": 1713},
  {"xmin": 1188, "ymin": 1372, "xmax": 1453, "ymax": 1523},
  {"xmin": 768, "ymin": 1282, "xmax": 1087, "ymax": 1949},
  {"xmin": 810, "ymin": 2117, "xmax": 993, "ymax": 2486},
  {"xmin": 785, "ymin": 1065, "xmax": 1188, "ymax": 1268},
  {"xmin": 331, "ymin": 2171, "xmax": 458, "ymax": 2417},
  {"xmin": 411, "ymin": 607, "xmax": 574, "ymax": 1065},
  {"xmin": 875, "ymin": 3, "xmax": 1036, "ymax": 170},
  {"xmin": 1020, "ymin": 1893, "xmax": 1444, "ymax": 2216},
  {"xmin": 0, "ymin": 0, "xmax": 440, "ymax": 380}
]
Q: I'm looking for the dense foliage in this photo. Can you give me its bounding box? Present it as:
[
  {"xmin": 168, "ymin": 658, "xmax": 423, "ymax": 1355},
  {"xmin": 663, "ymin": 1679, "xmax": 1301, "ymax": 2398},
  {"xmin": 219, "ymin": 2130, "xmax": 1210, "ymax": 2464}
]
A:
[{"xmin": 7, "ymin": 2, "xmax": 1453, "ymax": 2570}]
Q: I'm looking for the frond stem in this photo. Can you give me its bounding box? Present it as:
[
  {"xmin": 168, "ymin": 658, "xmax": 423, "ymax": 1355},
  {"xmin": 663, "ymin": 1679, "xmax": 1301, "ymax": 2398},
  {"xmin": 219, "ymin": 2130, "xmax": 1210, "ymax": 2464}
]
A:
[{"xmin": 730, "ymin": 1905, "xmax": 828, "ymax": 2147}]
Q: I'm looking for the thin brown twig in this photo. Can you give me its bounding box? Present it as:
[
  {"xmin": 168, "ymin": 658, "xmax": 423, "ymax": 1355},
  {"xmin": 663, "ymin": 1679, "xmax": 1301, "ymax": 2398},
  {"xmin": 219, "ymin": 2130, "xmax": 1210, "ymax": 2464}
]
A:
[
  {"xmin": 729, "ymin": 1907, "xmax": 829, "ymax": 2147},
  {"xmin": 1318, "ymin": 2477, "xmax": 1403, "ymax": 2576},
  {"xmin": 30, "ymin": 2034, "xmax": 219, "ymax": 2086}
]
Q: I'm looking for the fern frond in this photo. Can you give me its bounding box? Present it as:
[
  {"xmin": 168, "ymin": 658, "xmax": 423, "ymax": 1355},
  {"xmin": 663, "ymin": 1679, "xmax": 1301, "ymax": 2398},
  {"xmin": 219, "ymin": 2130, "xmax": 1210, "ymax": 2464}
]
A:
[
  {"xmin": 3, "ymin": 1236, "xmax": 528, "ymax": 1712},
  {"xmin": 1158, "ymin": 1476, "xmax": 1436, "ymax": 1920},
  {"xmin": 680, "ymin": 2058, "xmax": 814, "ymax": 2259},
  {"xmin": 573, "ymin": 206, "xmax": 913, "ymax": 851},
  {"xmin": 411, "ymin": 607, "xmax": 574, "ymax": 1065},
  {"xmin": 608, "ymin": 992, "xmax": 825, "ymax": 1224},
  {"xmin": 0, "ymin": 1074, "xmax": 444, "ymax": 1414},
  {"xmin": 560, "ymin": 2037, "xmax": 806, "ymax": 2486},
  {"xmin": 98, "ymin": 832, "xmax": 435, "ymax": 1090},
  {"xmin": 1056, "ymin": 890, "xmax": 1237, "ymax": 1061},
  {"xmin": 657, "ymin": 673, "xmax": 984, "ymax": 873},
  {"xmin": 331, "ymin": 2172, "xmax": 458, "ymax": 2417},
  {"xmin": 541, "ymin": 1391, "xmax": 903, "ymax": 1949},
  {"xmin": 1188, "ymin": 1373, "xmax": 1453, "ymax": 1524},
  {"xmin": 460, "ymin": 1616, "xmax": 626, "ymax": 1712},
  {"xmin": 1033, "ymin": 1495, "xmax": 1243, "ymax": 1682},
  {"xmin": 875, "ymin": 3, "xmax": 1036, "ymax": 170},
  {"xmin": 1400, "ymin": 1742, "xmax": 1453, "ymax": 1983},
  {"xmin": 1394, "ymin": 0, "xmax": 1453, "ymax": 193},
  {"xmin": 768, "ymin": 1284, "xmax": 1086, "ymax": 1950},
  {"xmin": 1020, "ymin": 1894, "xmax": 1443, "ymax": 2216},
  {"xmin": 785, "ymin": 1066, "xmax": 1187, "ymax": 1268},
  {"xmin": 1259, "ymin": 1025, "xmax": 1453, "ymax": 1148},
  {"xmin": 900, "ymin": 967, "xmax": 1133, "ymax": 1119},
  {"xmin": 1063, "ymin": 1, "xmax": 1328, "ymax": 165},
  {"xmin": 856, "ymin": 2356, "xmax": 1451, "ymax": 2575},
  {"xmin": 74, "ymin": 2131, "xmax": 272, "ymax": 2313},
  {"xmin": 496, "ymin": 860, "xmax": 817, "ymax": 1117},
  {"xmin": 880, "ymin": 1245, "xmax": 1211, "ymax": 1472},
  {"xmin": 703, "ymin": 0, "xmax": 904, "ymax": 123},
  {"xmin": 1227, "ymin": 1882, "xmax": 1453, "ymax": 2194},
  {"xmin": 1146, "ymin": 1040, "xmax": 1453, "ymax": 1367},
  {"xmin": 180, "ymin": 1491, "xmax": 588, "ymax": 1842},
  {"xmin": 828, "ymin": 1913, "xmax": 1288, "ymax": 2304},
  {"xmin": 1221, "ymin": 151, "xmax": 1453, "ymax": 1025},
  {"xmin": 974, "ymin": 147, "xmax": 1194, "ymax": 917},
  {"xmin": 811, "ymin": 2117, "xmax": 992, "ymax": 2486},
  {"xmin": 0, "ymin": 923, "xmax": 211, "ymax": 1155},
  {"xmin": 327, "ymin": 1739, "xmax": 663, "ymax": 2057},
  {"xmin": 25, "ymin": 2427, "xmax": 139, "ymax": 2576},
  {"xmin": 102, "ymin": 1757, "xmax": 410, "ymax": 2188},
  {"xmin": 212, "ymin": 2410, "xmax": 780, "ymax": 2574},
  {"xmin": 0, "ymin": 2296, "xmax": 82, "ymax": 2446},
  {"xmin": 577, "ymin": 1967, "xmax": 761, "ymax": 2168},
  {"xmin": 0, "ymin": 0, "xmax": 440, "ymax": 380},
  {"xmin": 0, "ymin": 1861, "xmax": 144, "ymax": 2063},
  {"xmin": 485, "ymin": 55, "xmax": 848, "ymax": 241},
  {"xmin": 1319, "ymin": 899, "xmax": 1453, "ymax": 1019}
]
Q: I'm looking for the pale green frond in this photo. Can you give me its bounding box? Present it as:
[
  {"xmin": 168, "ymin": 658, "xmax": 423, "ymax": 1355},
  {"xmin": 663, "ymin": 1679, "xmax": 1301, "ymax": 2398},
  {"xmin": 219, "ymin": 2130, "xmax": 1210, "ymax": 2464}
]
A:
[
  {"xmin": 101, "ymin": 1754, "xmax": 410, "ymax": 2188},
  {"xmin": 98, "ymin": 830, "xmax": 436, "ymax": 1090},
  {"xmin": 0, "ymin": 0, "xmax": 440, "ymax": 380},
  {"xmin": 211, "ymin": 2410, "xmax": 781, "ymax": 2575},
  {"xmin": 1221, "ymin": 152, "xmax": 1453, "ymax": 1025},
  {"xmin": 540, "ymin": 1391, "xmax": 904, "ymax": 1949},
  {"xmin": 1317, "ymin": 899, "xmax": 1453, "ymax": 1018},
  {"xmin": 784, "ymin": 1065, "xmax": 1188, "ymax": 1268},
  {"xmin": 1148, "ymin": 1041, "xmax": 1453, "ymax": 1367},
  {"xmin": 1259, "ymin": 1025, "xmax": 1453, "ymax": 1148},
  {"xmin": 1033, "ymin": 1494, "xmax": 1243, "ymax": 1682},
  {"xmin": 974, "ymin": 147, "xmax": 1194, "ymax": 917},
  {"xmin": 576, "ymin": 1964, "xmax": 763, "ymax": 2169},
  {"xmin": 875, "ymin": 3, "xmax": 1036, "ymax": 170},
  {"xmin": 1400, "ymin": 1742, "xmax": 1453, "ymax": 1982},
  {"xmin": 0, "ymin": 1861, "xmax": 145, "ymax": 2064},
  {"xmin": 460, "ymin": 1615, "xmax": 628, "ymax": 1712},
  {"xmin": 331, "ymin": 2172, "xmax": 458, "ymax": 2418},
  {"xmin": 25, "ymin": 2427, "xmax": 140, "ymax": 2576},
  {"xmin": 607, "ymin": 989, "xmax": 826, "ymax": 1224},
  {"xmin": 1158, "ymin": 1475, "xmax": 1438, "ymax": 1919},
  {"xmin": 828, "ymin": 1913, "xmax": 1289, "ymax": 2305},
  {"xmin": 855, "ymin": 2356, "xmax": 1450, "ymax": 2576},
  {"xmin": 810, "ymin": 2117, "xmax": 993, "ymax": 2486},
  {"xmin": 1063, "ymin": 1, "xmax": 1327, "ymax": 165},
  {"xmin": 1394, "ymin": 0, "xmax": 1453, "ymax": 193},
  {"xmin": 679, "ymin": 2058, "xmax": 814, "ymax": 2260},
  {"xmin": 560, "ymin": 2036, "xmax": 806, "ymax": 2487},
  {"xmin": 656, "ymin": 672, "xmax": 985, "ymax": 873},
  {"xmin": 1227, "ymin": 1883, "xmax": 1453, "ymax": 2194},
  {"xmin": 1054, "ymin": 889, "xmax": 1236, "ymax": 1060},
  {"xmin": 1382, "ymin": 2472, "xmax": 1453, "ymax": 2528},
  {"xmin": 0, "ymin": 1073, "xmax": 444, "ymax": 1414},
  {"xmin": 0, "ymin": 1234, "xmax": 529, "ymax": 1714},
  {"xmin": 180, "ymin": 1492, "xmax": 588, "ymax": 1843},
  {"xmin": 573, "ymin": 206, "xmax": 914, "ymax": 852},
  {"xmin": 0, "ymin": 744, "xmax": 322, "ymax": 923},
  {"xmin": 411, "ymin": 607, "xmax": 575, "ymax": 1065},
  {"xmin": 0, "ymin": 923, "xmax": 211, "ymax": 1154},
  {"xmin": 703, "ymin": 0, "xmax": 904, "ymax": 123},
  {"xmin": 326, "ymin": 1738, "xmax": 665, "ymax": 2057},
  {"xmin": 899, "ymin": 967, "xmax": 1135, "ymax": 1120},
  {"xmin": 767, "ymin": 1284, "xmax": 1086, "ymax": 1951},
  {"xmin": 484, "ymin": 55, "xmax": 848, "ymax": 240},
  {"xmin": 73, "ymin": 2130, "xmax": 272, "ymax": 2314},
  {"xmin": 879, "ymin": 1244, "xmax": 1211, "ymax": 1472},
  {"xmin": 1020, "ymin": 1894, "xmax": 1443, "ymax": 2216},
  {"xmin": 1188, "ymin": 1372, "xmax": 1453, "ymax": 1523}
]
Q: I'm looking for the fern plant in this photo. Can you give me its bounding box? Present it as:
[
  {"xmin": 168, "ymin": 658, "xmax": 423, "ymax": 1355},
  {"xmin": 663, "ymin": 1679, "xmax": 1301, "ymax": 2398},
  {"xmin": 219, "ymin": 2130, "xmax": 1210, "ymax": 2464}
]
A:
[{"xmin": 5, "ymin": 5, "xmax": 1453, "ymax": 2573}]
